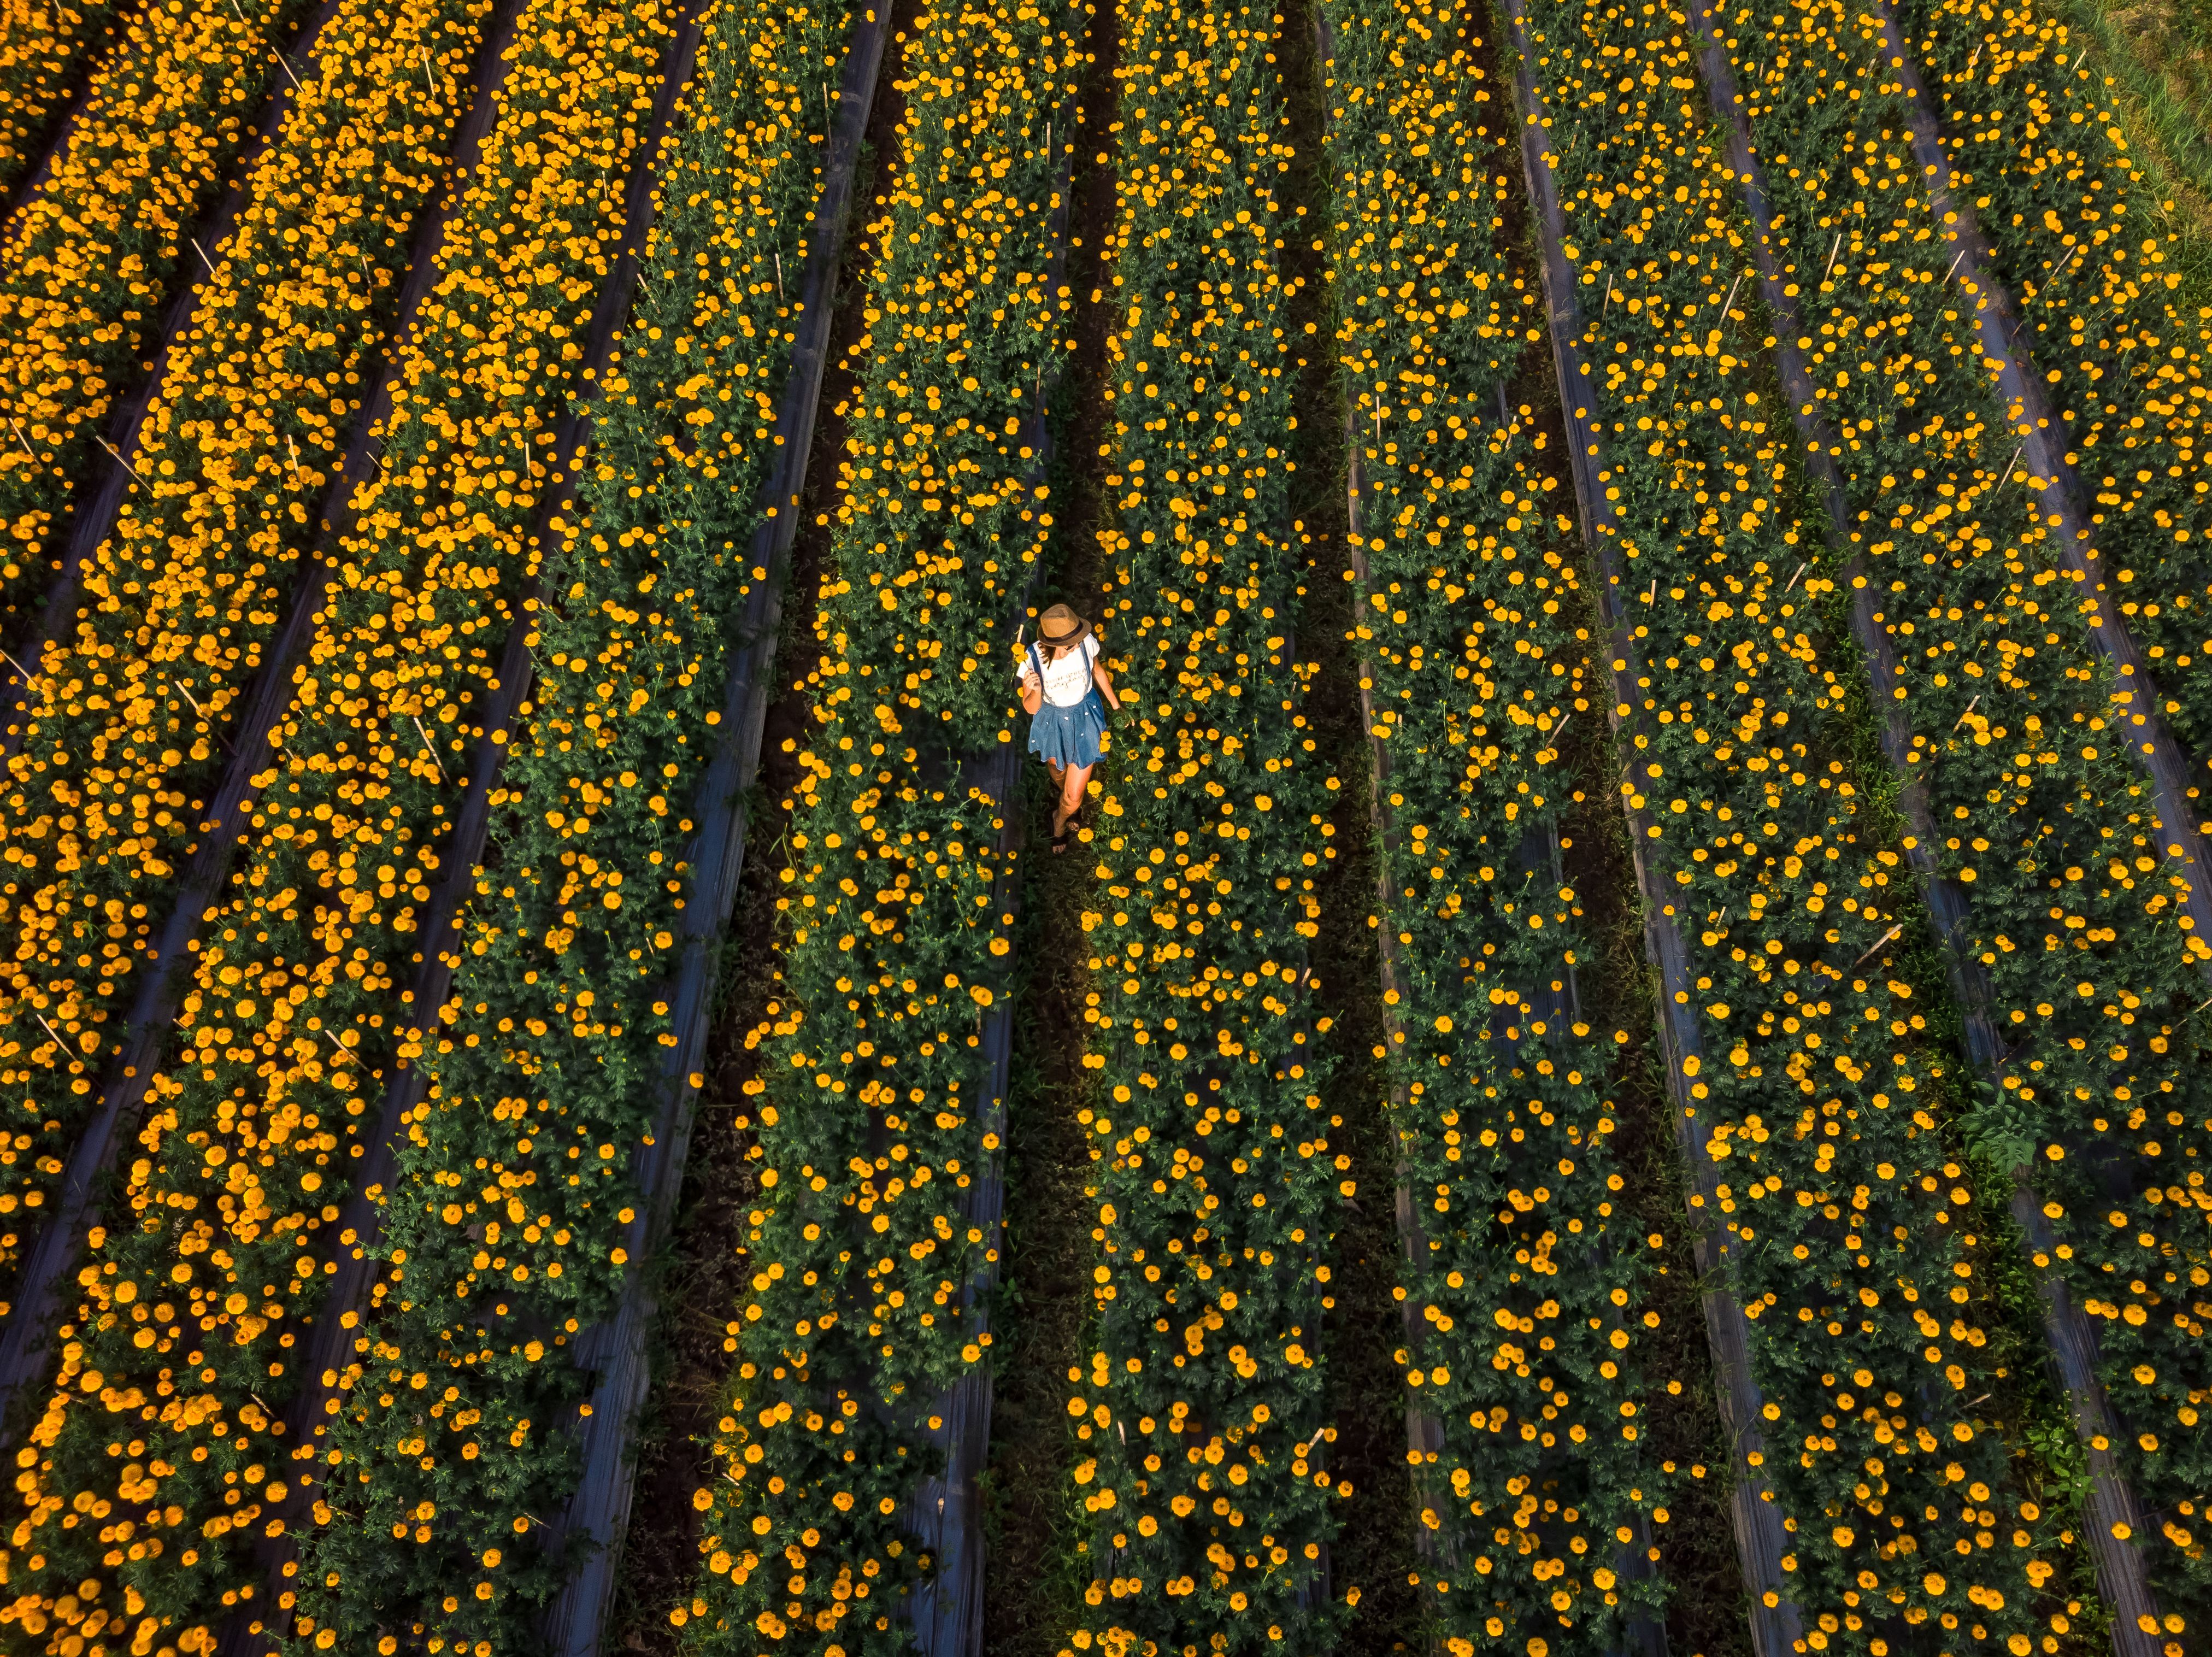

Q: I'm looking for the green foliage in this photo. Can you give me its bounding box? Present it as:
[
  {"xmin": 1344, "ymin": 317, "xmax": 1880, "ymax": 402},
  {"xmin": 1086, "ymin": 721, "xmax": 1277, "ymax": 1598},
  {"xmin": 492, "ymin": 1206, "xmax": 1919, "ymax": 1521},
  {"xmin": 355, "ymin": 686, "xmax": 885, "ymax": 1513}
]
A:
[
  {"xmin": 1725, "ymin": 0, "xmax": 2212, "ymax": 1618},
  {"xmin": 0, "ymin": 0, "xmax": 481, "ymax": 1284},
  {"xmin": 1522, "ymin": 0, "xmax": 2082, "ymax": 1637}
]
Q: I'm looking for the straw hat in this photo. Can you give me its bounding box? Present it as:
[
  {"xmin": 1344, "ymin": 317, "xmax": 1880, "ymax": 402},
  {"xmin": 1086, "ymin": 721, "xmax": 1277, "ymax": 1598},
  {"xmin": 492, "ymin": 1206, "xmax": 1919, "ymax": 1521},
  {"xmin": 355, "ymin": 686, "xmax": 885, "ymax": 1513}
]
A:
[{"xmin": 1038, "ymin": 602, "xmax": 1090, "ymax": 648}]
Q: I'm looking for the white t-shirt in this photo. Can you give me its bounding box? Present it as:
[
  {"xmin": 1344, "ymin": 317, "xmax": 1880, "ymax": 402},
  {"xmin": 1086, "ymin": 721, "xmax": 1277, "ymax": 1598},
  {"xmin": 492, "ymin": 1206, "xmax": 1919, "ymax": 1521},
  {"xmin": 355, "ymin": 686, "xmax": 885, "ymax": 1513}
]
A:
[{"xmin": 1020, "ymin": 637, "xmax": 1098, "ymax": 708}]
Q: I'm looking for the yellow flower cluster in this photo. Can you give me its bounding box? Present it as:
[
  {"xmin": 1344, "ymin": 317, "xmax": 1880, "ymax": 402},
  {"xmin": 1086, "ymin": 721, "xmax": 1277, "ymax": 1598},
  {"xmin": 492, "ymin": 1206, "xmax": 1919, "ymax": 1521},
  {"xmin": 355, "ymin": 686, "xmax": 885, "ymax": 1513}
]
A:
[
  {"xmin": 675, "ymin": 0, "xmax": 1088, "ymax": 1644},
  {"xmin": 0, "ymin": 0, "xmax": 675, "ymax": 1646},
  {"xmin": 0, "ymin": 0, "xmax": 317, "ymax": 631},
  {"xmin": 0, "ymin": 0, "xmax": 493, "ymax": 1285},
  {"xmin": 1521, "ymin": 0, "xmax": 2078, "ymax": 1639},
  {"xmin": 1319, "ymin": 0, "xmax": 1675, "ymax": 1642},
  {"xmin": 0, "ymin": 0, "xmax": 126, "ymax": 198},
  {"xmin": 1056, "ymin": 2, "xmax": 1351, "ymax": 1653}
]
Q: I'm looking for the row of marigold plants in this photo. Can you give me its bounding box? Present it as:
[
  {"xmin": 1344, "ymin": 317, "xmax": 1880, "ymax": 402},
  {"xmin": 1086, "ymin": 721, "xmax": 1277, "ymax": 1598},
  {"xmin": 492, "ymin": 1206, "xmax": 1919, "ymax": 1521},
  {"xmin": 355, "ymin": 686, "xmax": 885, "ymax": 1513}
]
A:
[
  {"xmin": 1725, "ymin": 0, "xmax": 2212, "ymax": 1628},
  {"xmin": 0, "ymin": 0, "xmax": 325, "ymax": 639},
  {"xmin": 1319, "ymin": 0, "xmax": 1687, "ymax": 1648},
  {"xmin": 1514, "ymin": 0, "xmax": 2104, "ymax": 1645},
  {"xmin": 1910, "ymin": 0, "xmax": 2212, "ymax": 1617},
  {"xmin": 264, "ymin": 0, "xmax": 874, "ymax": 1647},
  {"xmin": 0, "ymin": 0, "xmax": 497, "ymax": 1300},
  {"xmin": 678, "ymin": 0, "xmax": 1086, "ymax": 1648},
  {"xmin": 1056, "ymin": 0, "xmax": 1348, "ymax": 1650},
  {"xmin": 0, "ymin": 0, "xmax": 129, "ymax": 201},
  {"xmin": 0, "ymin": 0, "xmax": 698, "ymax": 1645}
]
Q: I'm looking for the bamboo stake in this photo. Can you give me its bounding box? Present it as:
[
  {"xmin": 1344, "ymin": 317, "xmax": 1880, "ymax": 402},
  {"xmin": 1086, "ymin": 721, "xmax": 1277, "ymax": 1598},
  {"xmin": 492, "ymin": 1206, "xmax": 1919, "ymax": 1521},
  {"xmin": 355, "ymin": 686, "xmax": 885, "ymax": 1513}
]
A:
[
  {"xmin": 1850, "ymin": 922, "xmax": 1904, "ymax": 969},
  {"xmin": 96, "ymin": 436, "xmax": 146, "ymax": 487},
  {"xmin": 167, "ymin": 680, "xmax": 240, "ymax": 756},
  {"xmin": 2169, "ymin": 992, "xmax": 2212, "ymax": 1035},
  {"xmin": 411, "ymin": 716, "xmax": 446, "ymax": 782}
]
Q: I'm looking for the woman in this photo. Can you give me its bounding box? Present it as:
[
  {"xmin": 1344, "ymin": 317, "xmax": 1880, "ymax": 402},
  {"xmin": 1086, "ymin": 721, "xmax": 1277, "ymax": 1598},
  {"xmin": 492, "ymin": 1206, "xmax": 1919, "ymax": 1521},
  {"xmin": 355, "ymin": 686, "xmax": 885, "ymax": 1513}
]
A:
[{"xmin": 1017, "ymin": 602, "xmax": 1121, "ymax": 851}]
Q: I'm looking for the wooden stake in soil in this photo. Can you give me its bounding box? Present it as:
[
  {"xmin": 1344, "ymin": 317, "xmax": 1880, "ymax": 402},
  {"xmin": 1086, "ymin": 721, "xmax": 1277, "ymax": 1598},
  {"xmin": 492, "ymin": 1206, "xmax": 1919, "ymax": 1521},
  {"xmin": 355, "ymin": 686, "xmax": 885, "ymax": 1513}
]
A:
[{"xmin": 95, "ymin": 435, "xmax": 146, "ymax": 486}]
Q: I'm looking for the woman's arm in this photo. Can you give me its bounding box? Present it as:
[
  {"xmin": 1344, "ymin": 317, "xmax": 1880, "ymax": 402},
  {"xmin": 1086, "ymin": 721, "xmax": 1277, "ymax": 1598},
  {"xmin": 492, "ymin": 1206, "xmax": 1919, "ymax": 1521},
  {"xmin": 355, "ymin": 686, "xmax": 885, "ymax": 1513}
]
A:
[{"xmin": 1091, "ymin": 656, "xmax": 1121, "ymax": 713}]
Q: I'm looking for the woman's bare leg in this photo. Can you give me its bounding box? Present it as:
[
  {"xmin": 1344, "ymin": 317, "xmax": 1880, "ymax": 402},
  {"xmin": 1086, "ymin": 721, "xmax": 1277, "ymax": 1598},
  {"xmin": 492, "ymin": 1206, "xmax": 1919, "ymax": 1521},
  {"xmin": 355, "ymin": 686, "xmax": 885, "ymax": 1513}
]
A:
[{"xmin": 1054, "ymin": 760, "xmax": 1094, "ymax": 836}]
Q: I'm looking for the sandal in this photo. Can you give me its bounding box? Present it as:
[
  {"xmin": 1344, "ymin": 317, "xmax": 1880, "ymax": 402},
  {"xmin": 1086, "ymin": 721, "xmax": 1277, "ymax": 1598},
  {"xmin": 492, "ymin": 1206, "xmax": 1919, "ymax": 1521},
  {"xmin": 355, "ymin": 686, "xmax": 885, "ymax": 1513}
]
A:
[{"xmin": 1052, "ymin": 825, "xmax": 1072, "ymax": 854}]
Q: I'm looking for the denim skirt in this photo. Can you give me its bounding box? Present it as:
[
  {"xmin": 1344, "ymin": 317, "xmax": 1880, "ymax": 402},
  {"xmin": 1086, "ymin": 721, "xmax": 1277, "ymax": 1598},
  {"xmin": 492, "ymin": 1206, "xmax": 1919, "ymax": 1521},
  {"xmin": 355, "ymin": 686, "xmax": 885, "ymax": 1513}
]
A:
[{"xmin": 1028, "ymin": 689, "xmax": 1108, "ymax": 769}]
